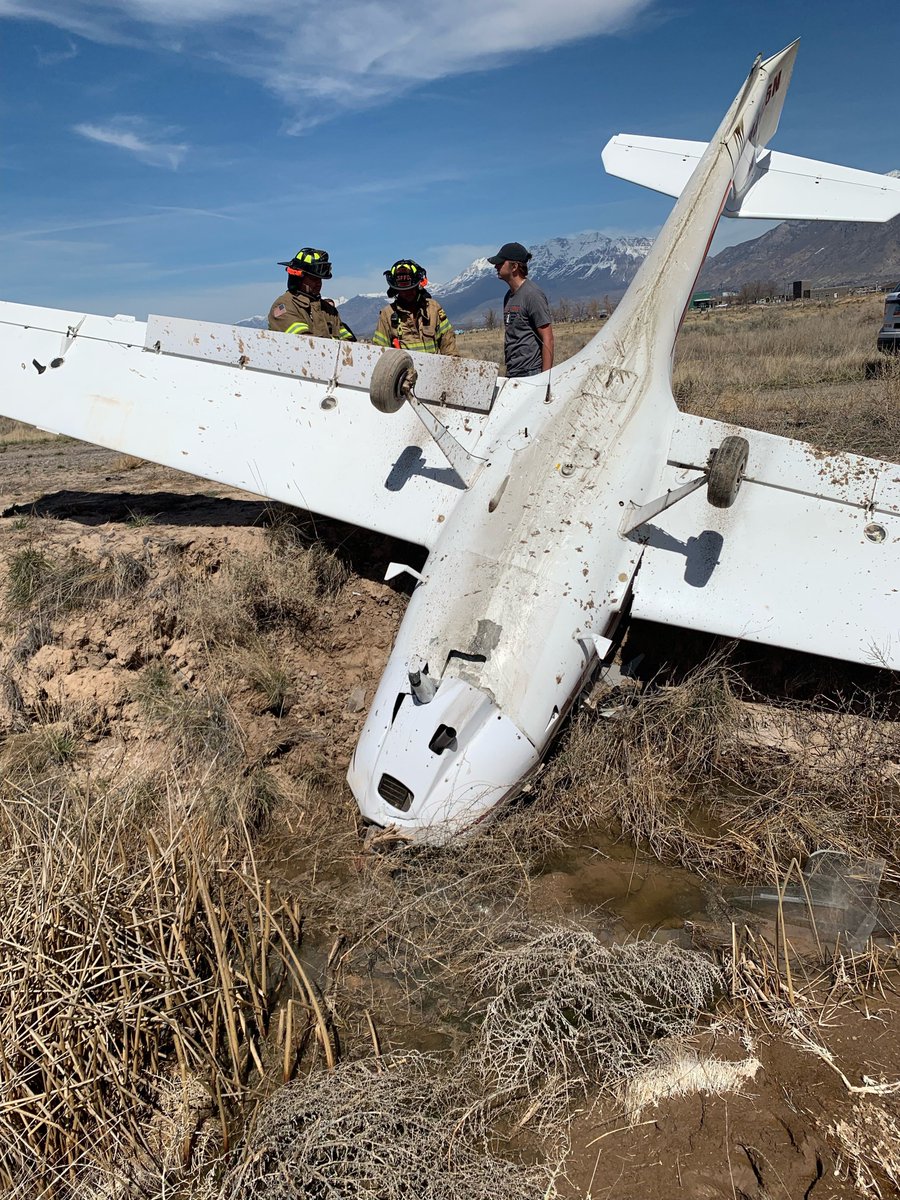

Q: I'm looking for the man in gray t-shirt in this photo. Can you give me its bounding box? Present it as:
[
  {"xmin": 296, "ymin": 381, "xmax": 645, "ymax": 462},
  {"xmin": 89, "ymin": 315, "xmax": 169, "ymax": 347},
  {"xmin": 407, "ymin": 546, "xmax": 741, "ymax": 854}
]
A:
[{"xmin": 487, "ymin": 241, "xmax": 554, "ymax": 377}]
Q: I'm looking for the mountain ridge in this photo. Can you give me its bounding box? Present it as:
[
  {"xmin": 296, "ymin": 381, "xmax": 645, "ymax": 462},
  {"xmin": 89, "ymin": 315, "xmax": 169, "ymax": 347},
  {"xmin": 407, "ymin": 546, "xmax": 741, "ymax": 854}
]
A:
[
  {"xmin": 237, "ymin": 231, "xmax": 654, "ymax": 333},
  {"xmin": 698, "ymin": 213, "xmax": 900, "ymax": 292},
  {"xmin": 238, "ymin": 205, "xmax": 900, "ymax": 332}
]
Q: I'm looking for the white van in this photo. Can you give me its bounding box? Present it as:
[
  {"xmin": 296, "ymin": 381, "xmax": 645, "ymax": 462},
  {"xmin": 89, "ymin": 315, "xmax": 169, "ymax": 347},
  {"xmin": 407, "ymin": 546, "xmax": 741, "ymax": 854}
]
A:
[{"xmin": 877, "ymin": 286, "xmax": 900, "ymax": 352}]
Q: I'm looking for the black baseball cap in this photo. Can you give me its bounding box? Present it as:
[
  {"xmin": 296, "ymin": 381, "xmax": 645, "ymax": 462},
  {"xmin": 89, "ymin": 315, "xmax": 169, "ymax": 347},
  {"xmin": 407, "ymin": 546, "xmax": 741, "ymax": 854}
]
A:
[{"xmin": 487, "ymin": 241, "xmax": 533, "ymax": 266}]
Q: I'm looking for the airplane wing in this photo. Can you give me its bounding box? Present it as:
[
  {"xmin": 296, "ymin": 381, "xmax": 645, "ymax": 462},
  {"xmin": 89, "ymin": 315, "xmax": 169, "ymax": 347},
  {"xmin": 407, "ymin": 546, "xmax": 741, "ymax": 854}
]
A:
[
  {"xmin": 0, "ymin": 301, "xmax": 501, "ymax": 550},
  {"xmin": 628, "ymin": 413, "xmax": 900, "ymax": 669}
]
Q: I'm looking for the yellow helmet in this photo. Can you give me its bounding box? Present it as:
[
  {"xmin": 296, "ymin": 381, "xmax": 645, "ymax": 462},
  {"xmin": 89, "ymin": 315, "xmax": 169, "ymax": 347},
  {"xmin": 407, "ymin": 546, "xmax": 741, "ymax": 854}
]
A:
[
  {"xmin": 278, "ymin": 247, "xmax": 333, "ymax": 280},
  {"xmin": 385, "ymin": 259, "xmax": 428, "ymax": 296}
]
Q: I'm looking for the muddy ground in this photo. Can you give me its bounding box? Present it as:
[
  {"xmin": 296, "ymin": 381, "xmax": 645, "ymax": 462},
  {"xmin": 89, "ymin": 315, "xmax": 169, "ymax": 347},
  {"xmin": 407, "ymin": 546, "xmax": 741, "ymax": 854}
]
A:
[{"xmin": 2, "ymin": 432, "xmax": 899, "ymax": 1198}]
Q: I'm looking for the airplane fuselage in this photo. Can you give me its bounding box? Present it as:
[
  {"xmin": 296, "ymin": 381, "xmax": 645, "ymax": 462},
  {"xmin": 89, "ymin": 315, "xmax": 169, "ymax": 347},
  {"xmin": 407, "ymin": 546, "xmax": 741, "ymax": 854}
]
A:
[
  {"xmin": 348, "ymin": 333, "xmax": 677, "ymax": 838},
  {"xmin": 348, "ymin": 45, "xmax": 793, "ymax": 840}
]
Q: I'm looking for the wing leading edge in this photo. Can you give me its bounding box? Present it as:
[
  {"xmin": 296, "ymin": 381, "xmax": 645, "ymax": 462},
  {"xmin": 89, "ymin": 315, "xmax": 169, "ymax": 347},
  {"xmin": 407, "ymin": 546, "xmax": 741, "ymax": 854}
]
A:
[{"xmin": 629, "ymin": 414, "xmax": 900, "ymax": 670}]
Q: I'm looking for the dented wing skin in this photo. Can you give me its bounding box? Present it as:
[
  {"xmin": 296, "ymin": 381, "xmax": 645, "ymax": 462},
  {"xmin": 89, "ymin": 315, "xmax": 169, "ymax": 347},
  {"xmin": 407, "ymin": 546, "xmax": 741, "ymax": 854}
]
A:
[{"xmin": 349, "ymin": 43, "xmax": 807, "ymax": 841}]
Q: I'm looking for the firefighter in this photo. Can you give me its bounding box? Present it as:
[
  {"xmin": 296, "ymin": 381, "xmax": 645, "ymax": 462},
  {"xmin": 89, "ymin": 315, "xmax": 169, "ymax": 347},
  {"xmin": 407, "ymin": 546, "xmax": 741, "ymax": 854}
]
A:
[
  {"xmin": 267, "ymin": 248, "xmax": 355, "ymax": 341},
  {"xmin": 372, "ymin": 260, "xmax": 457, "ymax": 355}
]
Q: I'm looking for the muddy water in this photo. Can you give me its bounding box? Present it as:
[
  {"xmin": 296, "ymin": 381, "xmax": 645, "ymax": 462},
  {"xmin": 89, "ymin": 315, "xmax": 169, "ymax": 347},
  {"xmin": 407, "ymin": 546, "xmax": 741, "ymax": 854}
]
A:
[{"xmin": 532, "ymin": 828, "xmax": 711, "ymax": 932}]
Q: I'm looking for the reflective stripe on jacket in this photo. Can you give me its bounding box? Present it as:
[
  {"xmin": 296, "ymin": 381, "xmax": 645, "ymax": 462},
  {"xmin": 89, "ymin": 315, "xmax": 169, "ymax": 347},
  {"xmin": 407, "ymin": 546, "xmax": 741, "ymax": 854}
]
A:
[
  {"xmin": 267, "ymin": 290, "xmax": 355, "ymax": 341},
  {"xmin": 372, "ymin": 296, "xmax": 457, "ymax": 354}
]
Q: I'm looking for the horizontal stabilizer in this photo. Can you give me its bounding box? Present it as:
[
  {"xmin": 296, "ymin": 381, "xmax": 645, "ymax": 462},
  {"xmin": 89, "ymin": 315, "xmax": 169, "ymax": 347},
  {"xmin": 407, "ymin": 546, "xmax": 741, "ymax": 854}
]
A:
[{"xmin": 602, "ymin": 134, "xmax": 900, "ymax": 222}]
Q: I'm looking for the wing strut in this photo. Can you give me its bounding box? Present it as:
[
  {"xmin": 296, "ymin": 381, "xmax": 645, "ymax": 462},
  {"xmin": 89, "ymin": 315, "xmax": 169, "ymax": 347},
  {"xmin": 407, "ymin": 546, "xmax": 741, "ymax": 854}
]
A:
[
  {"xmin": 369, "ymin": 349, "xmax": 488, "ymax": 487},
  {"xmin": 620, "ymin": 436, "xmax": 751, "ymax": 534}
]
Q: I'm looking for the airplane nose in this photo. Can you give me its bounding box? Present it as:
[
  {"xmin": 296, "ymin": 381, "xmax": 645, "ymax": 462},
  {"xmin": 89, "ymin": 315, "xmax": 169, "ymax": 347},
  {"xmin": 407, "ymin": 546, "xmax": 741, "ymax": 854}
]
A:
[{"xmin": 348, "ymin": 675, "xmax": 539, "ymax": 844}]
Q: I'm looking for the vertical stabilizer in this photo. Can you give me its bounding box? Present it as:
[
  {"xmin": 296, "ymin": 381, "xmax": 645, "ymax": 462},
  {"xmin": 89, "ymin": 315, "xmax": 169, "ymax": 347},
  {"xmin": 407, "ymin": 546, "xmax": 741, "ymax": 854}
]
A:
[{"xmin": 750, "ymin": 40, "xmax": 799, "ymax": 150}]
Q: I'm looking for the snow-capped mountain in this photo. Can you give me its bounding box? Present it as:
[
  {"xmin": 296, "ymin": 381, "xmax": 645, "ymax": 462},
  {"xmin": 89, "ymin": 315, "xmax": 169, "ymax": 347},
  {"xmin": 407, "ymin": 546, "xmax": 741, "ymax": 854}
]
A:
[
  {"xmin": 445, "ymin": 231, "xmax": 651, "ymax": 297},
  {"xmin": 238, "ymin": 233, "xmax": 652, "ymax": 331},
  {"xmin": 434, "ymin": 231, "xmax": 652, "ymax": 327},
  {"xmin": 338, "ymin": 232, "xmax": 653, "ymax": 331}
]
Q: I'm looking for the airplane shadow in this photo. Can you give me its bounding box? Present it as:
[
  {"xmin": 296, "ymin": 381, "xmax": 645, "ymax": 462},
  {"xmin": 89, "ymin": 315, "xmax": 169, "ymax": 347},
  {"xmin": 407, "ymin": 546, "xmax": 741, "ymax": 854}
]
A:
[
  {"xmin": 385, "ymin": 445, "xmax": 466, "ymax": 493},
  {"xmin": 2, "ymin": 489, "xmax": 427, "ymax": 589},
  {"xmin": 620, "ymin": 616, "xmax": 899, "ymax": 711},
  {"xmin": 628, "ymin": 524, "xmax": 724, "ymax": 589},
  {"xmin": 3, "ymin": 490, "xmax": 265, "ymax": 529}
]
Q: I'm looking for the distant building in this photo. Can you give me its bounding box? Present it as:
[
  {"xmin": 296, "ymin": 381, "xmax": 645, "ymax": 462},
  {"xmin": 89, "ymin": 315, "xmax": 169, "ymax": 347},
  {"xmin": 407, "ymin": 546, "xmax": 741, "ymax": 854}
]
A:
[{"xmin": 790, "ymin": 279, "xmax": 887, "ymax": 302}]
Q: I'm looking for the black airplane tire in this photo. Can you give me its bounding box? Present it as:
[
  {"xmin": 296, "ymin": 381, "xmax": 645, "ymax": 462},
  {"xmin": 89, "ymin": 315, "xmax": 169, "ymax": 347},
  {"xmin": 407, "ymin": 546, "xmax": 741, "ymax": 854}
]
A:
[
  {"xmin": 370, "ymin": 350, "xmax": 416, "ymax": 414},
  {"xmin": 707, "ymin": 435, "xmax": 749, "ymax": 508}
]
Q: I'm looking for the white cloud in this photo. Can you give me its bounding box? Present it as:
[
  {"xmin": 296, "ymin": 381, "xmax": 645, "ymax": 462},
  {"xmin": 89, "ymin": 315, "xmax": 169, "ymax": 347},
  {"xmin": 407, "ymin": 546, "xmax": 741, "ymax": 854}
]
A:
[
  {"xmin": 4, "ymin": 1, "xmax": 654, "ymax": 124},
  {"xmin": 0, "ymin": 207, "xmax": 235, "ymax": 242},
  {"xmin": 35, "ymin": 37, "xmax": 78, "ymax": 65},
  {"xmin": 73, "ymin": 116, "xmax": 188, "ymax": 169}
]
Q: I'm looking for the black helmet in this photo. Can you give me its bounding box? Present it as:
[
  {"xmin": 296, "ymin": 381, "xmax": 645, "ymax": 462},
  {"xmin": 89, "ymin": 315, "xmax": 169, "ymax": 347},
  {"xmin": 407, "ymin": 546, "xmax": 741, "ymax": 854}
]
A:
[
  {"xmin": 278, "ymin": 247, "xmax": 333, "ymax": 280},
  {"xmin": 385, "ymin": 259, "xmax": 427, "ymax": 296}
]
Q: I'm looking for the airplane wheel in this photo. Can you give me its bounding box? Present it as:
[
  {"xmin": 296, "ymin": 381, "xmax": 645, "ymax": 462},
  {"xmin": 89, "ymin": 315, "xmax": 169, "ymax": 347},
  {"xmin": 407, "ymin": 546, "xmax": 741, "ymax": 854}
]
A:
[
  {"xmin": 370, "ymin": 350, "xmax": 417, "ymax": 414},
  {"xmin": 707, "ymin": 435, "xmax": 749, "ymax": 508}
]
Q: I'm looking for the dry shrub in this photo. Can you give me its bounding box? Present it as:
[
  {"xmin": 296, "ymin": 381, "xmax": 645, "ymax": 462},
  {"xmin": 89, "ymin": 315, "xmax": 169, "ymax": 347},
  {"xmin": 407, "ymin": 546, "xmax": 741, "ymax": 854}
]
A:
[
  {"xmin": 131, "ymin": 663, "xmax": 286, "ymax": 830},
  {"xmin": 312, "ymin": 826, "xmax": 537, "ymax": 1002},
  {"xmin": 220, "ymin": 1052, "xmax": 546, "ymax": 1200},
  {"xmin": 535, "ymin": 658, "xmax": 900, "ymax": 877},
  {"xmin": 537, "ymin": 658, "xmax": 742, "ymax": 863},
  {"xmin": 180, "ymin": 538, "xmax": 347, "ymax": 650},
  {"xmin": 4, "ymin": 544, "xmax": 149, "ymax": 616},
  {"xmin": 132, "ymin": 661, "xmax": 240, "ymax": 766},
  {"xmin": 110, "ymin": 453, "xmax": 146, "ymax": 472},
  {"xmin": 0, "ymin": 783, "xmax": 334, "ymax": 1196},
  {"xmin": 464, "ymin": 927, "xmax": 721, "ymax": 1131},
  {"xmin": 230, "ymin": 637, "xmax": 293, "ymax": 714},
  {"xmin": 9, "ymin": 614, "xmax": 53, "ymax": 663},
  {"xmin": 204, "ymin": 765, "xmax": 286, "ymax": 831},
  {"xmin": 0, "ymin": 720, "xmax": 77, "ymax": 777}
]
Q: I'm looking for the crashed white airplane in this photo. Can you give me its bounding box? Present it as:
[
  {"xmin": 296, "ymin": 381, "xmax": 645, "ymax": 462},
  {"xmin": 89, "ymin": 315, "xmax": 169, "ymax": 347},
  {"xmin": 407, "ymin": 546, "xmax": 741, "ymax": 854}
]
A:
[{"xmin": 1, "ymin": 41, "xmax": 899, "ymax": 842}]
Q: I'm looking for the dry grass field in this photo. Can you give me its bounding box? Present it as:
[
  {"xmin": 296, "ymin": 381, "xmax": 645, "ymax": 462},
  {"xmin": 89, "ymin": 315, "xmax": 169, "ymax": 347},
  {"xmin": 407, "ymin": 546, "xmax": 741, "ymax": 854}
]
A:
[
  {"xmin": 0, "ymin": 295, "xmax": 899, "ymax": 1197},
  {"xmin": 461, "ymin": 293, "xmax": 900, "ymax": 461}
]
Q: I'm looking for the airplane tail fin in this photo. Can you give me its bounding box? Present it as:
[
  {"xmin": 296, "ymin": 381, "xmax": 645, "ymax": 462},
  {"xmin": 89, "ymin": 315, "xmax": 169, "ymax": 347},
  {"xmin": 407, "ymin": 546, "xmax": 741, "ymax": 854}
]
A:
[
  {"xmin": 749, "ymin": 40, "xmax": 797, "ymax": 150},
  {"xmin": 601, "ymin": 135, "xmax": 900, "ymax": 222},
  {"xmin": 602, "ymin": 38, "xmax": 899, "ymax": 224}
]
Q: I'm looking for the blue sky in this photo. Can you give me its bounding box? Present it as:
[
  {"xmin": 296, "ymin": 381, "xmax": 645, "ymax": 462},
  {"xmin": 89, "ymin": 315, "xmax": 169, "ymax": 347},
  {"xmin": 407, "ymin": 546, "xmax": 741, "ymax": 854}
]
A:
[{"xmin": 2, "ymin": 0, "xmax": 898, "ymax": 323}]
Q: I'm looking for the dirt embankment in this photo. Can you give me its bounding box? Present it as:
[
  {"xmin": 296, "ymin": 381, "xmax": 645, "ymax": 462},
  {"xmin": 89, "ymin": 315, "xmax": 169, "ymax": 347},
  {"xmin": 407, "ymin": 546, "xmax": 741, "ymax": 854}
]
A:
[{"xmin": 0, "ymin": 439, "xmax": 412, "ymax": 793}]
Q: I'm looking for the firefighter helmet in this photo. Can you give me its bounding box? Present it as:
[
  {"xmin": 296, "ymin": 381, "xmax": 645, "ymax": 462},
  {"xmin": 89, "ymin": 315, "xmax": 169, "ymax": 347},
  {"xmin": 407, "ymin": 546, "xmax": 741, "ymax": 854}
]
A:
[
  {"xmin": 385, "ymin": 259, "xmax": 428, "ymax": 296},
  {"xmin": 278, "ymin": 248, "xmax": 333, "ymax": 280}
]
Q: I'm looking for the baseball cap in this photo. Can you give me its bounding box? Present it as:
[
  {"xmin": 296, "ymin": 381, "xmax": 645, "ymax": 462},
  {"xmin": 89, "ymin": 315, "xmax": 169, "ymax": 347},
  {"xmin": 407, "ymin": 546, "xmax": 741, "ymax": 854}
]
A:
[{"xmin": 487, "ymin": 241, "xmax": 533, "ymax": 266}]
